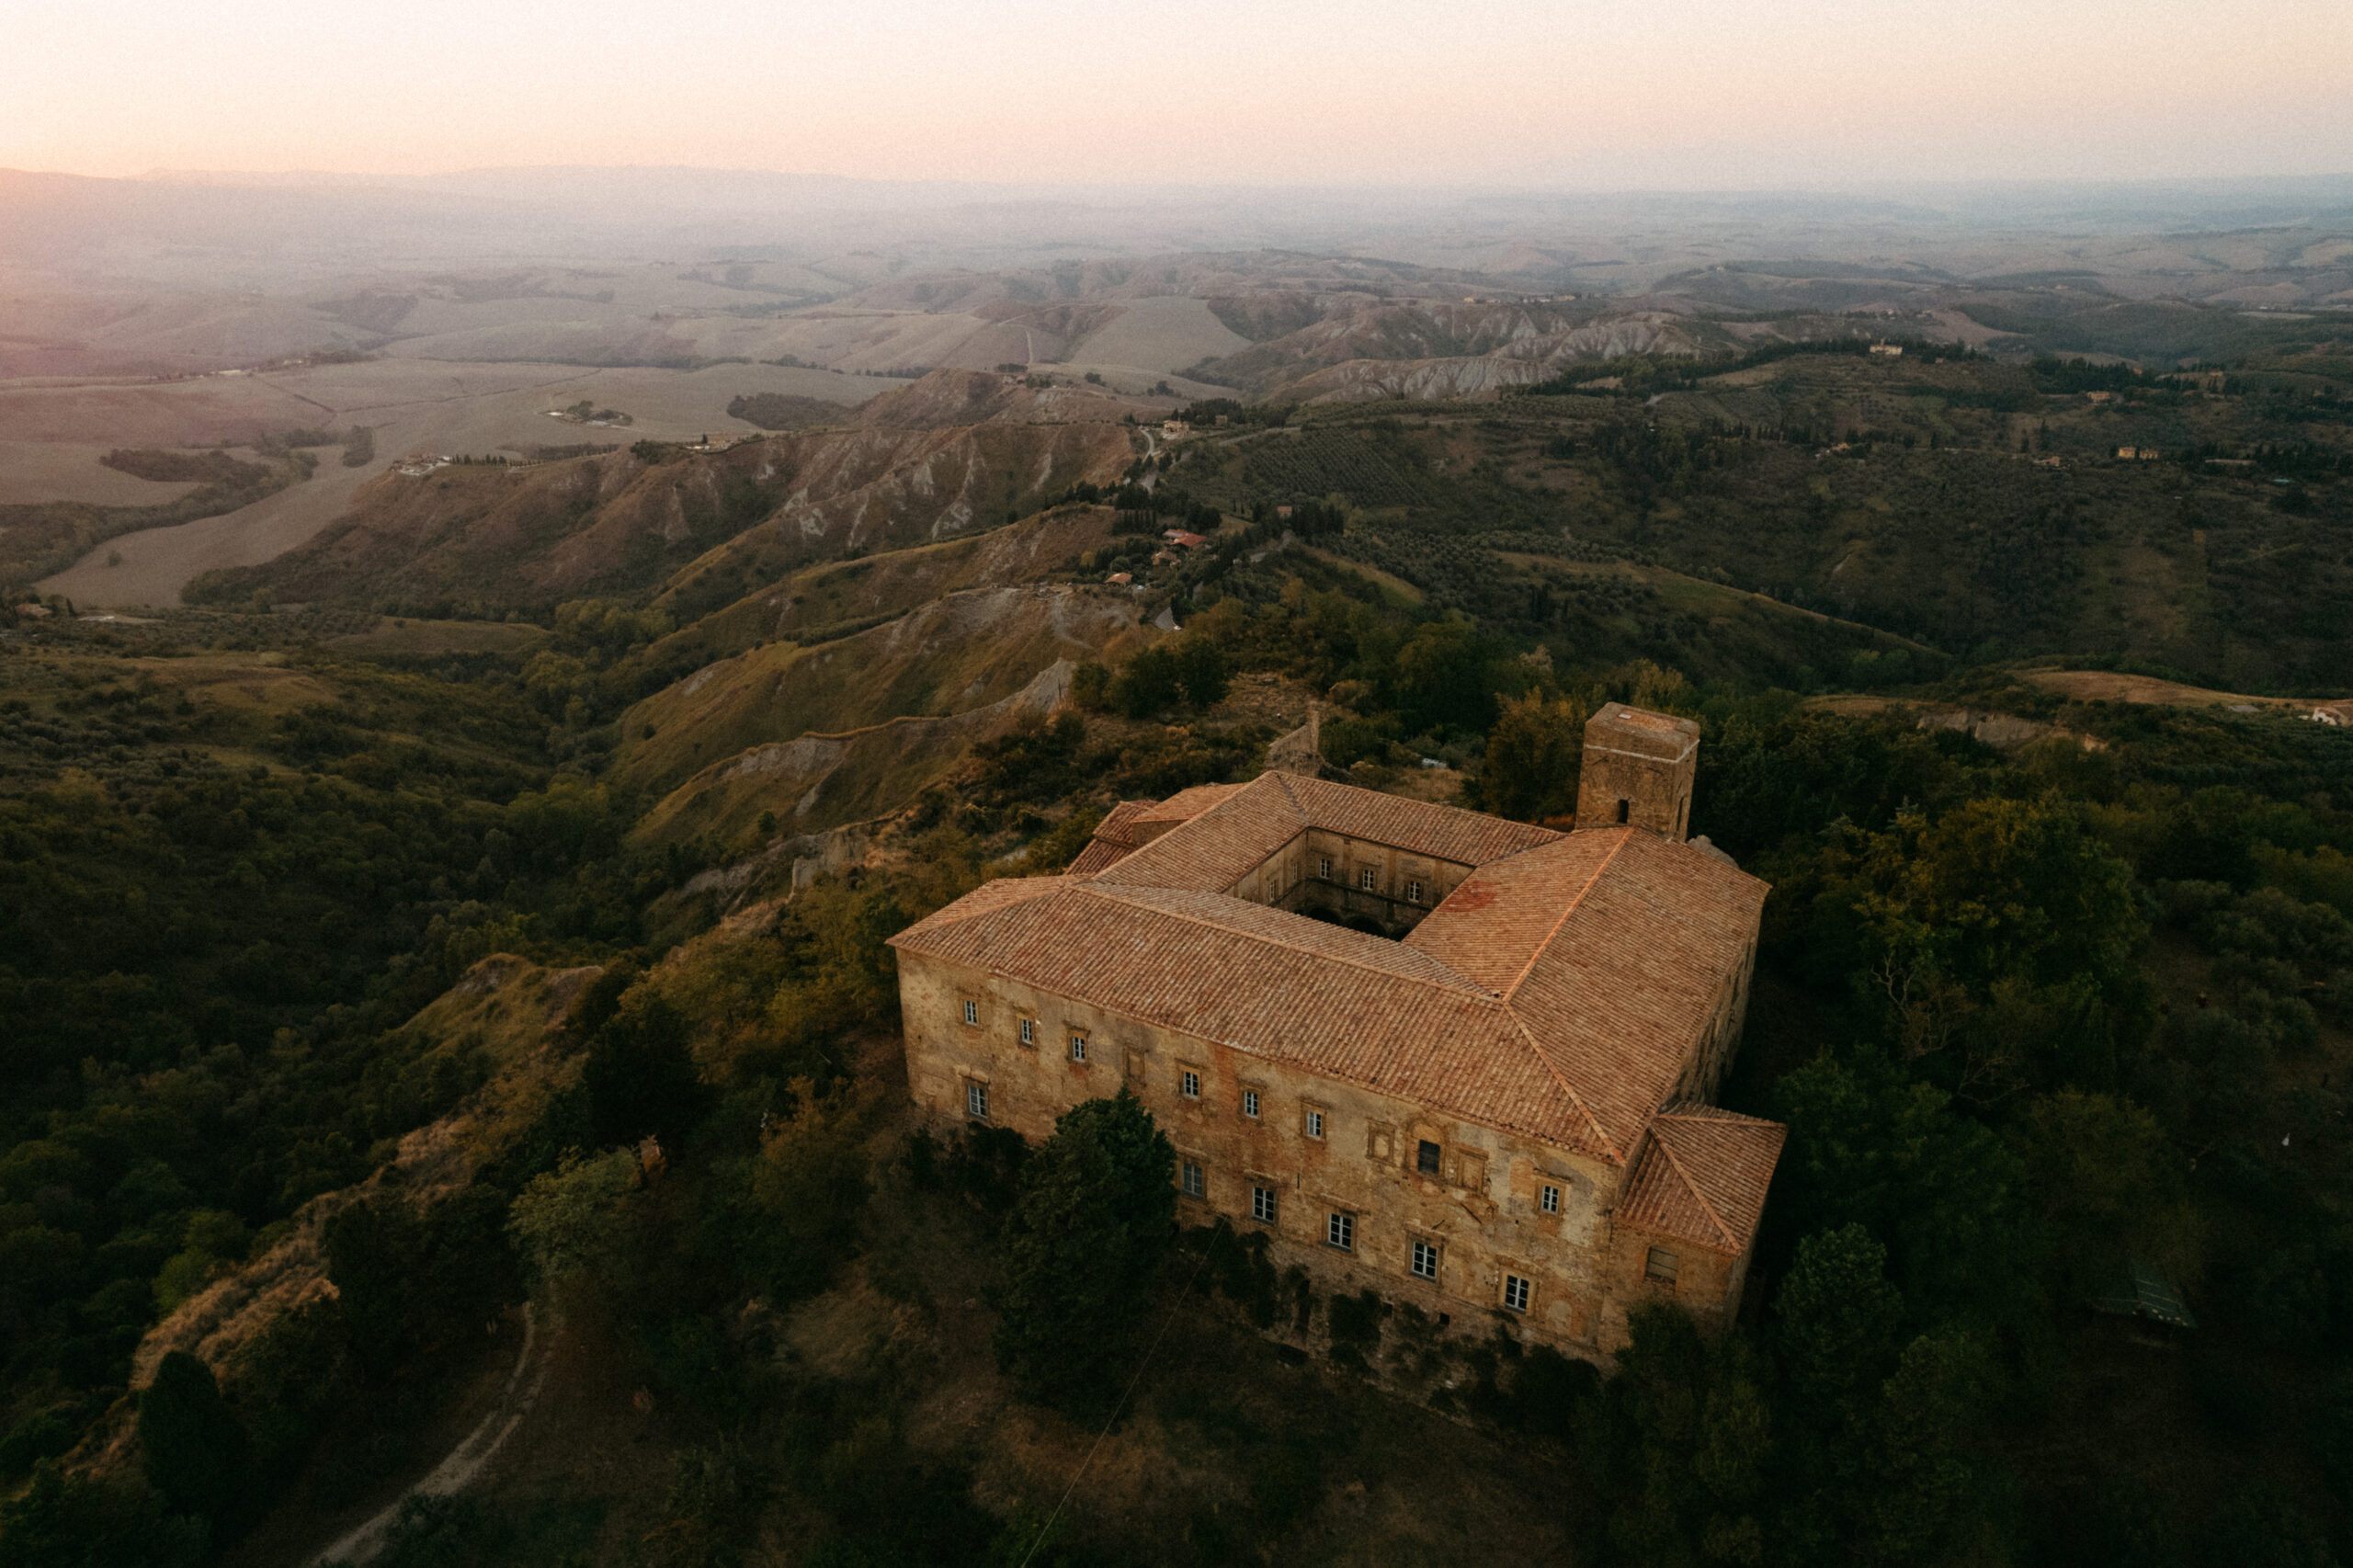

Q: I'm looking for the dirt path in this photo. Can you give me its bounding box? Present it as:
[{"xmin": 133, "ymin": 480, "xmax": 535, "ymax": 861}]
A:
[{"xmin": 309, "ymin": 1306, "xmax": 555, "ymax": 1567}]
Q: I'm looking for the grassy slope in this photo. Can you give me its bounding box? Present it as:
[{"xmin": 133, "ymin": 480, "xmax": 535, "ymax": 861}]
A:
[
  {"xmin": 646, "ymin": 504, "xmax": 1120, "ymax": 669},
  {"xmin": 613, "ymin": 585, "xmax": 1157, "ymax": 807}
]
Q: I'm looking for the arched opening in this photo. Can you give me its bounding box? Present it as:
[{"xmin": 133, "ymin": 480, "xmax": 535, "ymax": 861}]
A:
[{"xmin": 1343, "ymin": 915, "xmax": 1387, "ymax": 937}]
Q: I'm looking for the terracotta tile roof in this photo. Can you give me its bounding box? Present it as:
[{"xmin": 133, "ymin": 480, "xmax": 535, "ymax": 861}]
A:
[
  {"xmin": 1279, "ymin": 773, "xmax": 1563, "ymax": 866},
  {"xmin": 1063, "ymin": 801, "xmax": 1156, "ymax": 875},
  {"xmin": 1615, "ymin": 1103, "xmax": 1786, "ymax": 1255},
  {"xmin": 1408, "ymin": 830, "xmax": 1769, "ymax": 1161},
  {"xmin": 1132, "ymin": 782, "xmax": 1247, "ymax": 825},
  {"xmin": 1090, "ymin": 774, "xmax": 1309, "ymax": 892},
  {"xmin": 892, "ymin": 874, "xmax": 1070, "ymax": 942},
  {"xmin": 890, "ymin": 878, "xmax": 1608, "ymax": 1152},
  {"xmin": 894, "ymin": 773, "xmax": 1775, "ymax": 1167},
  {"xmin": 1086, "ymin": 772, "xmax": 1560, "ymax": 895},
  {"xmin": 1064, "ymin": 837, "xmax": 1132, "ymax": 877}
]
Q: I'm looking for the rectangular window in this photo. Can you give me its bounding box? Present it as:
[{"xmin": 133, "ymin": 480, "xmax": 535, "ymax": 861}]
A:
[
  {"xmin": 1412, "ymin": 1239, "xmax": 1439, "ymax": 1280},
  {"xmin": 1243, "ymin": 1089, "xmax": 1260, "ymax": 1119},
  {"xmin": 1181, "ymin": 1160, "xmax": 1204, "ymax": 1199},
  {"xmin": 961, "ymin": 1000, "xmax": 978, "ymax": 1026},
  {"xmin": 1503, "ymin": 1274, "xmax": 1531, "ymax": 1313},
  {"xmin": 1180, "ymin": 1070, "xmax": 1201, "ymax": 1099},
  {"xmin": 1405, "ymin": 879, "xmax": 1424, "ymax": 903},
  {"xmin": 1326, "ymin": 1211, "xmax": 1354, "ymax": 1251},
  {"xmin": 1317, "ymin": 856, "xmax": 1333, "ymax": 880},
  {"xmin": 1252, "ymin": 1186, "xmax": 1278, "ymax": 1224},
  {"xmin": 1303, "ymin": 1108, "xmax": 1325, "ymax": 1140},
  {"xmin": 1018, "ymin": 1018, "xmax": 1035, "ymax": 1046},
  {"xmin": 1358, "ymin": 867, "xmax": 1376, "ymax": 891},
  {"xmin": 966, "ymin": 1082, "xmax": 989, "ymax": 1119},
  {"xmin": 1645, "ymin": 1247, "xmax": 1680, "ymax": 1286},
  {"xmin": 1416, "ymin": 1139, "xmax": 1442, "ymax": 1176},
  {"xmin": 1069, "ymin": 1035, "xmax": 1087, "ymax": 1062},
  {"xmin": 1540, "ymin": 1183, "xmax": 1562, "ymax": 1215}
]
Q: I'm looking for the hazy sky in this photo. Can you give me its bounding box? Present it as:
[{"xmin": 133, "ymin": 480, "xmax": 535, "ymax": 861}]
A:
[{"xmin": 6, "ymin": 0, "xmax": 2348, "ymax": 188}]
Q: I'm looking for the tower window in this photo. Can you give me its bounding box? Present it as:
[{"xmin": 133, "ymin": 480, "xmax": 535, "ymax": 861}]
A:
[
  {"xmin": 1616, "ymin": 799, "xmax": 1631, "ymax": 824},
  {"xmin": 1412, "ymin": 1239, "xmax": 1439, "ymax": 1280},
  {"xmin": 966, "ymin": 1082, "xmax": 989, "ymax": 1119},
  {"xmin": 1181, "ymin": 1161, "xmax": 1205, "ymax": 1199},
  {"xmin": 1069, "ymin": 1035, "xmax": 1087, "ymax": 1062},
  {"xmin": 961, "ymin": 1000, "xmax": 979, "ymax": 1025},
  {"xmin": 1252, "ymin": 1186, "xmax": 1278, "ymax": 1224},
  {"xmin": 1540, "ymin": 1183, "xmax": 1562, "ymax": 1215},
  {"xmin": 1243, "ymin": 1089, "xmax": 1260, "ymax": 1118},
  {"xmin": 1326, "ymin": 1211, "xmax": 1355, "ymax": 1251},
  {"xmin": 1180, "ymin": 1070, "xmax": 1201, "ymax": 1098},
  {"xmin": 1416, "ymin": 1140, "xmax": 1442, "ymax": 1176},
  {"xmin": 1303, "ymin": 1108, "xmax": 1325, "ymax": 1140},
  {"xmin": 1018, "ymin": 1018, "xmax": 1035, "ymax": 1046},
  {"xmin": 1503, "ymin": 1274, "xmax": 1531, "ymax": 1313}
]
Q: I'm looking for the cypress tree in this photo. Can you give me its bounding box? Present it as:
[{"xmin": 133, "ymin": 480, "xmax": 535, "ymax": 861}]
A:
[
  {"xmin": 991, "ymin": 1090, "xmax": 1176, "ymax": 1416},
  {"xmin": 139, "ymin": 1351, "xmax": 251, "ymax": 1527}
]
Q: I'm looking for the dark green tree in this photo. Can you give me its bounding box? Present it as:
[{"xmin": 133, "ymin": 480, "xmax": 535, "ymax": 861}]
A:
[
  {"xmin": 1473, "ymin": 689, "xmax": 1586, "ymax": 822},
  {"xmin": 991, "ymin": 1090, "xmax": 1176, "ymax": 1415},
  {"xmin": 584, "ymin": 992, "xmax": 711, "ymax": 1147},
  {"xmin": 1775, "ymin": 1223, "xmax": 1902, "ymax": 1426},
  {"xmin": 1172, "ymin": 637, "xmax": 1229, "ymax": 709},
  {"xmin": 1111, "ymin": 645, "xmax": 1183, "ymax": 719},
  {"xmin": 138, "ymin": 1351, "xmax": 252, "ymax": 1527}
]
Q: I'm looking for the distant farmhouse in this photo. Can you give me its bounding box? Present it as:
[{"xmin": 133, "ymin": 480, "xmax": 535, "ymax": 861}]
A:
[{"xmin": 890, "ymin": 704, "xmax": 1782, "ymax": 1360}]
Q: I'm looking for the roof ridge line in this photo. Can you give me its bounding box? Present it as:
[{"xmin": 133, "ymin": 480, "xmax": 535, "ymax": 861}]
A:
[
  {"xmin": 1080, "ymin": 882, "xmax": 1484, "ymax": 994},
  {"xmin": 1649, "ymin": 1122, "xmax": 1739, "ymax": 1250},
  {"xmin": 1502, "ymin": 825, "xmax": 1635, "ymax": 1001},
  {"xmin": 1269, "ymin": 769, "xmax": 1308, "ymax": 824},
  {"xmin": 890, "ymin": 875, "xmax": 1069, "ymax": 936},
  {"xmin": 1506, "ymin": 1010, "xmax": 1621, "ymax": 1165},
  {"xmin": 1656, "ymin": 1102, "xmax": 1781, "ymax": 1129}
]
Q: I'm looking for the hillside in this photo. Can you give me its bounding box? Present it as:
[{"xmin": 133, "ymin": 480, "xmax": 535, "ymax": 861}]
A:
[
  {"xmin": 1161, "ymin": 346, "xmax": 2353, "ymax": 690},
  {"xmin": 179, "ymin": 372, "xmax": 1146, "ymax": 619},
  {"xmin": 613, "ymin": 584, "xmax": 1154, "ymax": 806}
]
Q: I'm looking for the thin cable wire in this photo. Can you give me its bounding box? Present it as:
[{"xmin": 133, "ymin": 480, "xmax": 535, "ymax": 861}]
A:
[{"xmin": 1015, "ymin": 1230, "xmax": 1224, "ymax": 1568}]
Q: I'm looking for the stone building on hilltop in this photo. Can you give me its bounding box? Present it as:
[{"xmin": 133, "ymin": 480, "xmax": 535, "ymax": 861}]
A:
[{"xmin": 887, "ymin": 702, "xmax": 1782, "ymax": 1359}]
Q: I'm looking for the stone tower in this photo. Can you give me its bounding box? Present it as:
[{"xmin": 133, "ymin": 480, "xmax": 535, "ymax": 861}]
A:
[{"xmin": 1576, "ymin": 702, "xmax": 1699, "ymax": 842}]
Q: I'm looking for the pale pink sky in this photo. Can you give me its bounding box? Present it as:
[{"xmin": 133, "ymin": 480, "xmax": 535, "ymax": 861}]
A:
[{"xmin": 5, "ymin": 0, "xmax": 2347, "ymax": 187}]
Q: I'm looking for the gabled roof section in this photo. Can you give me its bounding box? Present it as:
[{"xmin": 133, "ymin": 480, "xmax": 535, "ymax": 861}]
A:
[
  {"xmin": 1617, "ymin": 1103, "xmax": 1787, "ymax": 1256},
  {"xmin": 1132, "ymin": 782, "xmax": 1247, "ymax": 826},
  {"xmin": 893, "ymin": 772, "xmax": 1775, "ymax": 1168},
  {"xmin": 889, "ymin": 877, "xmax": 1611, "ymax": 1153},
  {"xmin": 1090, "ymin": 774, "xmax": 1307, "ymax": 892},
  {"xmin": 1279, "ymin": 773, "xmax": 1563, "ymax": 867},
  {"xmin": 890, "ymin": 873, "xmax": 1071, "ymax": 941},
  {"xmin": 1086, "ymin": 770, "xmax": 1562, "ymax": 895},
  {"xmin": 1409, "ymin": 829, "xmax": 1768, "ymax": 1160},
  {"xmin": 1064, "ymin": 800, "xmax": 1157, "ymax": 876}
]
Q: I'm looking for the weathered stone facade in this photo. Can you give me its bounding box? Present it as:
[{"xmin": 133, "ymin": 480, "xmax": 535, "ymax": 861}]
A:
[
  {"xmin": 889, "ymin": 710, "xmax": 1782, "ymax": 1360},
  {"xmin": 1575, "ymin": 701, "xmax": 1700, "ymax": 842}
]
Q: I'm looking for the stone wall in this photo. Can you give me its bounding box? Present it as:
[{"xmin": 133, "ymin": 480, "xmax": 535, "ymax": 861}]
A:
[{"xmin": 898, "ymin": 947, "xmax": 1751, "ymax": 1360}]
